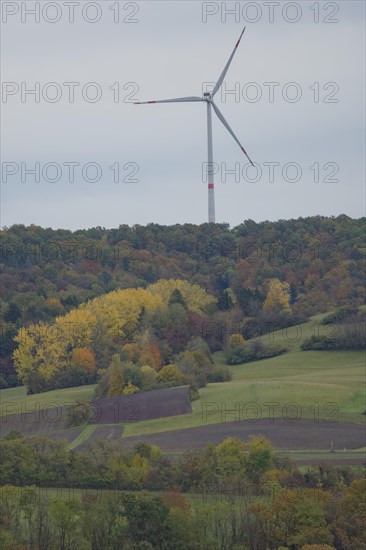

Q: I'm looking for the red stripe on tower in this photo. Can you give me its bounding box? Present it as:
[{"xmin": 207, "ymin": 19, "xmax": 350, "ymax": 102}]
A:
[
  {"xmin": 148, "ymin": 101, "xmax": 156, "ymax": 104},
  {"xmin": 208, "ymin": 184, "xmax": 214, "ymax": 189}
]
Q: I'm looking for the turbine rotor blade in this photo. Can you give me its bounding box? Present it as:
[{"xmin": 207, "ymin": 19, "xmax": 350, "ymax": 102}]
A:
[
  {"xmin": 212, "ymin": 27, "xmax": 246, "ymax": 97},
  {"xmin": 134, "ymin": 96, "xmax": 203, "ymax": 104},
  {"xmin": 211, "ymin": 101, "xmax": 254, "ymax": 166}
]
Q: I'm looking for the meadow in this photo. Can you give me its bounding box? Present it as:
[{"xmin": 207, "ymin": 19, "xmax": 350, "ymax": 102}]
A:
[{"xmin": 1, "ymin": 315, "xmax": 365, "ymax": 460}]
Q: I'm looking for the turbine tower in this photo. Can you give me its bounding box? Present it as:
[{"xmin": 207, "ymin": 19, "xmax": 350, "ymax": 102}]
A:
[{"xmin": 134, "ymin": 27, "xmax": 253, "ymax": 223}]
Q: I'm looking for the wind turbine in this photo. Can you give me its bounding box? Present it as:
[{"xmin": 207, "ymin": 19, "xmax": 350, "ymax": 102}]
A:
[{"xmin": 134, "ymin": 27, "xmax": 253, "ymax": 223}]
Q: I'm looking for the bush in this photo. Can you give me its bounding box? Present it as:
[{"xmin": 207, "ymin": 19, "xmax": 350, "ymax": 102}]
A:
[
  {"xmin": 301, "ymin": 335, "xmax": 339, "ymax": 351},
  {"xmin": 68, "ymin": 401, "xmax": 93, "ymax": 427},
  {"xmin": 225, "ymin": 341, "xmax": 287, "ymax": 365},
  {"xmin": 207, "ymin": 366, "xmax": 232, "ymax": 382},
  {"xmin": 321, "ymin": 306, "xmax": 359, "ymax": 325},
  {"xmin": 157, "ymin": 364, "xmax": 185, "ymax": 384},
  {"xmin": 175, "ymin": 350, "xmax": 212, "ymax": 387},
  {"xmin": 240, "ymin": 314, "xmax": 306, "ymax": 340},
  {"xmin": 188, "ymin": 383, "xmax": 200, "ymax": 401},
  {"xmin": 301, "ymin": 321, "xmax": 365, "ymax": 351},
  {"xmin": 141, "ymin": 365, "xmax": 157, "ymax": 387}
]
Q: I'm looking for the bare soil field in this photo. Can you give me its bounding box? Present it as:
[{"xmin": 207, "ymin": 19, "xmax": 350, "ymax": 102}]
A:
[
  {"xmin": 90, "ymin": 386, "xmax": 192, "ymax": 424},
  {"xmin": 0, "ymin": 386, "xmax": 192, "ymax": 439},
  {"xmin": 121, "ymin": 419, "xmax": 366, "ymax": 454}
]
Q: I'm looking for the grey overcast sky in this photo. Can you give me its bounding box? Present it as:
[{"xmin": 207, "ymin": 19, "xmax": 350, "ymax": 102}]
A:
[{"xmin": 1, "ymin": 0, "xmax": 365, "ymax": 229}]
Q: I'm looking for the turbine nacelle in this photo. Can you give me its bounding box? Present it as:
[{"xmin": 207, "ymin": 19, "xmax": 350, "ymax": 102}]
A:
[{"xmin": 203, "ymin": 92, "xmax": 213, "ymax": 102}]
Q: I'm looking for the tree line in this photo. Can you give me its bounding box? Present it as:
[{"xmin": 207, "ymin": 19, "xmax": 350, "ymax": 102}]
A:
[{"xmin": 0, "ymin": 432, "xmax": 365, "ymax": 549}]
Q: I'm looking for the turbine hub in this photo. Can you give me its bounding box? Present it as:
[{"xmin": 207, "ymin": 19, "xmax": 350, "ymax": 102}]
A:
[{"xmin": 203, "ymin": 92, "xmax": 212, "ymax": 102}]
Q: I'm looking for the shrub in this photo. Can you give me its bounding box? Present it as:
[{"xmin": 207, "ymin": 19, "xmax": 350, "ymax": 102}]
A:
[
  {"xmin": 175, "ymin": 350, "xmax": 212, "ymax": 387},
  {"xmin": 69, "ymin": 401, "xmax": 93, "ymax": 427},
  {"xmin": 225, "ymin": 341, "xmax": 287, "ymax": 365},
  {"xmin": 321, "ymin": 306, "xmax": 359, "ymax": 325},
  {"xmin": 157, "ymin": 364, "xmax": 185, "ymax": 384},
  {"xmin": 141, "ymin": 365, "xmax": 157, "ymax": 387},
  {"xmin": 301, "ymin": 335, "xmax": 339, "ymax": 351},
  {"xmin": 301, "ymin": 321, "xmax": 365, "ymax": 351},
  {"xmin": 207, "ymin": 366, "xmax": 232, "ymax": 382},
  {"xmin": 188, "ymin": 383, "xmax": 200, "ymax": 401}
]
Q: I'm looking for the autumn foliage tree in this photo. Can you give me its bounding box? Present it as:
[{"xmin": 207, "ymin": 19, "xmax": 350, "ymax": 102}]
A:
[
  {"xmin": 228, "ymin": 333, "xmax": 245, "ymax": 347},
  {"xmin": 156, "ymin": 364, "xmax": 185, "ymax": 385},
  {"xmin": 331, "ymin": 479, "xmax": 366, "ymax": 549},
  {"xmin": 263, "ymin": 278, "xmax": 291, "ymax": 314},
  {"xmin": 148, "ymin": 279, "xmax": 216, "ymax": 314},
  {"xmin": 71, "ymin": 348, "xmax": 96, "ymax": 375},
  {"xmin": 140, "ymin": 365, "xmax": 157, "ymax": 386},
  {"xmin": 106, "ymin": 354, "xmax": 125, "ymax": 397}
]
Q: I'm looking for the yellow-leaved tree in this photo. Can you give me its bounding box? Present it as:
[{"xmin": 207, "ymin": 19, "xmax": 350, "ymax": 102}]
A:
[
  {"xmin": 123, "ymin": 381, "xmax": 139, "ymax": 395},
  {"xmin": 106, "ymin": 354, "xmax": 125, "ymax": 397},
  {"xmin": 228, "ymin": 333, "xmax": 245, "ymax": 348},
  {"xmin": 148, "ymin": 279, "xmax": 216, "ymax": 314},
  {"xmin": 14, "ymin": 323, "xmax": 68, "ymax": 393},
  {"xmin": 262, "ymin": 278, "xmax": 291, "ymax": 313},
  {"xmin": 156, "ymin": 364, "xmax": 185, "ymax": 384}
]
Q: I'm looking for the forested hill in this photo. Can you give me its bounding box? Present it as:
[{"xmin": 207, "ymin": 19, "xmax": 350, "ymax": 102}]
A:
[{"xmin": 1, "ymin": 215, "xmax": 365, "ymax": 385}]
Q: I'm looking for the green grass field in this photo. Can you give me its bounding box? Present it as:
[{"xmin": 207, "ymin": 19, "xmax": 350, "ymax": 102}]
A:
[
  {"xmin": 121, "ymin": 349, "xmax": 365, "ymax": 438},
  {"xmin": 119, "ymin": 315, "xmax": 365, "ymax": 437},
  {"xmin": 0, "ymin": 384, "xmax": 96, "ymax": 417}
]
